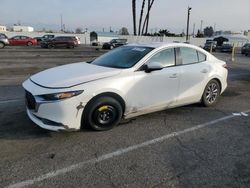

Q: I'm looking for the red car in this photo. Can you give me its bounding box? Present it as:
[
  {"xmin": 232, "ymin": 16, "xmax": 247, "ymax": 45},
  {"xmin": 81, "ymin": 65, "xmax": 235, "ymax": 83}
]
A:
[{"xmin": 8, "ymin": 35, "xmax": 37, "ymax": 46}]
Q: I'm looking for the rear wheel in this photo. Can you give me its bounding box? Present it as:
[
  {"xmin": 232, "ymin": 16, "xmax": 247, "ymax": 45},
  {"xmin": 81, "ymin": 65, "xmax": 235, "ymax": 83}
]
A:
[
  {"xmin": 202, "ymin": 80, "xmax": 221, "ymax": 107},
  {"xmin": 48, "ymin": 44, "xmax": 55, "ymax": 49},
  {"xmin": 27, "ymin": 41, "xmax": 33, "ymax": 46},
  {"xmin": 68, "ymin": 45, "xmax": 75, "ymax": 49},
  {"xmin": 83, "ymin": 96, "xmax": 123, "ymax": 131},
  {"xmin": 0, "ymin": 42, "xmax": 5, "ymax": 49}
]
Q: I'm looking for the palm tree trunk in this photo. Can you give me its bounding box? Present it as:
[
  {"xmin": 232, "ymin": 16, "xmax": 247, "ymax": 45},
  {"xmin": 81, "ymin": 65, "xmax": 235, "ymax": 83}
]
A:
[
  {"xmin": 132, "ymin": 0, "xmax": 137, "ymax": 35},
  {"xmin": 138, "ymin": 0, "xmax": 146, "ymax": 36},
  {"xmin": 142, "ymin": 0, "xmax": 155, "ymax": 35},
  {"xmin": 145, "ymin": 0, "xmax": 151, "ymax": 34}
]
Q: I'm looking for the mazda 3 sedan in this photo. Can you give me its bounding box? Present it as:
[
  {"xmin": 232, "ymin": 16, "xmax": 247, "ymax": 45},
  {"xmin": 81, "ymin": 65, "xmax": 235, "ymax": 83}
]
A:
[{"xmin": 23, "ymin": 43, "xmax": 228, "ymax": 131}]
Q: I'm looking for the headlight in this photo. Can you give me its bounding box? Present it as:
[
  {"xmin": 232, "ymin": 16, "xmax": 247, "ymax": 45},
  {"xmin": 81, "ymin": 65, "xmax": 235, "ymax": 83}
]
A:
[{"xmin": 40, "ymin": 90, "xmax": 83, "ymax": 101}]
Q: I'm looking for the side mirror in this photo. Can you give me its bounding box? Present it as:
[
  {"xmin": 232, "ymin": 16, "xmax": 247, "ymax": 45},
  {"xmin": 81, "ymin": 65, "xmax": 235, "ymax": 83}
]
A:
[{"xmin": 143, "ymin": 62, "xmax": 164, "ymax": 73}]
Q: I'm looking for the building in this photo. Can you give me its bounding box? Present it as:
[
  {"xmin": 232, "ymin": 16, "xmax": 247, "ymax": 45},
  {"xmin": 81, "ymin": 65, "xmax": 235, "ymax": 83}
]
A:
[
  {"xmin": 0, "ymin": 25, "xmax": 7, "ymax": 32},
  {"xmin": 13, "ymin": 26, "xmax": 34, "ymax": 32}
]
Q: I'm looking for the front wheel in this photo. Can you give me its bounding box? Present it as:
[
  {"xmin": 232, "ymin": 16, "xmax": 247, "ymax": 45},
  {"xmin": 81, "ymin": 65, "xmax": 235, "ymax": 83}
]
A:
[
  {"xmin": 202, "ymin": 80, "xmax": 221, "ymax": 107},
  {"xmin": 0, "ymin": 42, "xmax": 5, "ymax": 49},
  {"xmin": 83, "ymin": 96, "xmax": 123, "ymax": 131}
]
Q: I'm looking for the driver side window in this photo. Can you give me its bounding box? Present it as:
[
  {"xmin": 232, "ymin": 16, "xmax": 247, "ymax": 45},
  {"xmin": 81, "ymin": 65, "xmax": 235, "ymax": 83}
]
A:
[{"xmin": 146, "ymin": 48, "xmax": 175, "ymax": 67}]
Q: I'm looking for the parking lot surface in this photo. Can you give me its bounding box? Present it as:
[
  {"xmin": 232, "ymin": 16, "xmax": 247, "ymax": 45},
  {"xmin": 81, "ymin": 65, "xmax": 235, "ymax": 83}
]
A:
[{"xmin": 0, "ymin": 46, "xmax": 250, "ymax": 188}]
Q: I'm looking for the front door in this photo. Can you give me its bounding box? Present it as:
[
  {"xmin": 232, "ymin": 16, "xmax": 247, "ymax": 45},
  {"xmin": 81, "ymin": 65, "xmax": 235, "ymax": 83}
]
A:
[{"xmin": 126, "ymin": 48, "xmax": 180, "ymax": 116}]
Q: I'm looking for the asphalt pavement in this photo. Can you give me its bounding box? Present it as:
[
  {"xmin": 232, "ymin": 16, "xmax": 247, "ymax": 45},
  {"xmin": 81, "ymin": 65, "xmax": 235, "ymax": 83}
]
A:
[{"xmin": 0, "ymin": 46, "xmax": 249, "ymax": 188}]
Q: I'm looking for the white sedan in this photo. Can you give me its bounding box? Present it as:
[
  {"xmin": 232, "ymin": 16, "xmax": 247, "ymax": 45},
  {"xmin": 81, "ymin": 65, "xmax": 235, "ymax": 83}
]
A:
[{"xmin": 23, "ymin": 43, "xmax": 228, "ymax": 131}]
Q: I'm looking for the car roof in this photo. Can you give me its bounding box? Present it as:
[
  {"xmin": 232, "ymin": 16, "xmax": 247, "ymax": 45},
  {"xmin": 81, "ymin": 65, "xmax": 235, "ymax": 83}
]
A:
[
  {"xmin": 125, "ymin": 42, "xmax": 215, "ymax": 61},
  {"xmin": 12, "ymin": 35, "xmax": 29, "ymax": 37},
  {"xmin": 126, "ymin": 42, "xmax": 200, "ymax": 49}
]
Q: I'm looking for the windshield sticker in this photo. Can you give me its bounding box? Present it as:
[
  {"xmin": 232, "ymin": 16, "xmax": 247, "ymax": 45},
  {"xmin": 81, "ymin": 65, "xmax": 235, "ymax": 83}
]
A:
[{"xmin": 132, "ymin": 48, "xmax": 146, "ymax": 52}]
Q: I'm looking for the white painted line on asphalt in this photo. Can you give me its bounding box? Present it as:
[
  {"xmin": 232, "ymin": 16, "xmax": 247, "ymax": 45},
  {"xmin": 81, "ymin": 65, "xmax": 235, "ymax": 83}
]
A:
[
  {"xmin": 241, "ymin": 112, "xmax": 249, "ymax": 117},
  {"xmin": 0, "ymin": 99, "xmax": 23, "ymax": 104},
  {"xmin": 232, "ymin": 113, "xmax": 241, "ymax": 116},
  {"xmin": 5, "ymin": 109, "xmax": 250, "ymax": 188}
]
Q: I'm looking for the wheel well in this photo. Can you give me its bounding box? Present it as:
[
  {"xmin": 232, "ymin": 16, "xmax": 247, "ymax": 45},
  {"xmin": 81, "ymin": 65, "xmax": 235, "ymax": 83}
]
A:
[
  {"xmin": 81, "ymin": 92, "xmax": 126, "ymax": 129},
  {"xmin": 84, "ymin": 92, "xmax": 126, "ymax": 114},
  {"xmin": 211, "ymin": 78, "xmax": 222, "ymax": 91}
]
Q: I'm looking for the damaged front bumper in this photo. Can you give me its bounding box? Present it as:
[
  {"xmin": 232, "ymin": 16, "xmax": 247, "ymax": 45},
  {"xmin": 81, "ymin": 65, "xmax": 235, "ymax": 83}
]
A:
[{"xmin": 23, "ymin": 79, "xmax": 86, "ymax": 131}]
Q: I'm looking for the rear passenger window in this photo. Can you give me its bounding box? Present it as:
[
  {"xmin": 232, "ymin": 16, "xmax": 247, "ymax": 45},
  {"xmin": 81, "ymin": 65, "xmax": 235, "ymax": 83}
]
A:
[
  {"xmin": 198, "ymin": 51, "xmax": 206, "ymax": 62},
  {"xmin": 180, "ymin": 47, "xmax": 198, "ymax": 65}
]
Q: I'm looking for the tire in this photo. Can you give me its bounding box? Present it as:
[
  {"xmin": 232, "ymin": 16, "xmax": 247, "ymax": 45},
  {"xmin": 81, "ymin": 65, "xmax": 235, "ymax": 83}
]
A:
[
  {"xmin": 83, "ymin": 96, "xmax": 123, "ymax": 131},
  {"xmin": 110, "ymin": 45, "xmax": 114, "ymax": 50},
  {"xmin": 48, "ymin": 44, "xmax": 55, "ymax": 49},
  {"xmin": 27, "ymin": 42, "xmax": 33, "ymax": 46},
  {"xmin": 68, "ymin": 45, "xmax": 74, "ymax": 49},
  {"xmin": 202, "ymin": 79, "xmax": 221, "ymax": 107},
  {"xmin": 0, "ymin": 42, "xmax": 5, "ymax": 49}
]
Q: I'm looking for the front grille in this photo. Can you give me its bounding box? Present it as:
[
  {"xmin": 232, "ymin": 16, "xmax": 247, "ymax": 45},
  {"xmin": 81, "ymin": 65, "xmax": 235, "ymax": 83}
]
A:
[{"xmin": 25, "ymin": 91, "xmax": 36, "ymax": 110}]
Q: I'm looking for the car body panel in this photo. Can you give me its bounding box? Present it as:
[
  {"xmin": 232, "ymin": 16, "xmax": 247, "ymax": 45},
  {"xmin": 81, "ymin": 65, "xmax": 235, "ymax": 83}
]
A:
[
  {"xmin": 9, "ymin": 35, "xmax": 37, "ymax": 46},
  {"xmin": 30, "ymin": 62, "xmax": 122, "ymax": 88},
  {"xmin": 40, "ymin": 36, "xmax": 78, "ymax": 48}
]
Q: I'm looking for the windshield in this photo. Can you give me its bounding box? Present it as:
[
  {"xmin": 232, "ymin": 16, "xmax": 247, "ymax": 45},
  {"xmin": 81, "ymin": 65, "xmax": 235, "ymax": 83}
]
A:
[{"xmin": 92, "ymin": 46, "xmax": 154, "ymax": 68}]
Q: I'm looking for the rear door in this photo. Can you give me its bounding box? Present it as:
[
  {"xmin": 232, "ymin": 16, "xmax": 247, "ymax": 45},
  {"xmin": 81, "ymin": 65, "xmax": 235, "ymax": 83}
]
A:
[
  {"xmin": 53, "ymin": 37, "xmax": 62, "ymax": 47},
  {"xmin": 20, "ymin": 36, "xmax": 28, "ymax": 45},
  {"xmin": 176, "ymin": 47, "xmax": 210, "ymax": 105}
]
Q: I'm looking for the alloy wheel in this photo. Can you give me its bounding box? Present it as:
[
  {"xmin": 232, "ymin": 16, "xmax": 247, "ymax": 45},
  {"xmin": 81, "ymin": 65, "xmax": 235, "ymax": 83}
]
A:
[{"xmin": 205, "ymin": 82, "xmax": 219, "ymax": 104}]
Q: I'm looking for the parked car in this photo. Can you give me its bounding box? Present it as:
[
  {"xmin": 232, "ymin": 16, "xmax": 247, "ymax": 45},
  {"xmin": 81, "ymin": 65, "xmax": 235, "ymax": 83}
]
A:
[
  {"xmin": 40, "ymin": 36, "xmax": 79, "ymax": 49},
  {"xmin": 220, "ymin": 42, "xmax": 233, "ymax": 53},
  {"xmin": 203, "ymin": 41, "xmax": 217, "ymax": 52},
  {"xmin": 245, "ymin": 46, "xmax": 250, "ymax": 57},
  {"xmin": 8, "ymin": 36, "xmax": 37, "ymax": 46},
  {"xmin": 35, "ymin": 34, "xmax": 55, "ymax": 44},
  {"xmin": 102, "ymin": 39, "xmax": 127, "ymax": 49},
  {"xmin": 241, "ymin": 43, "xmax": 250, "ymax": 55},
  {"xmin": 0, "ymin": 33, "xmax": 9, "ymax": 48},
  {"xmin": 23, "ymin": 43, "xmax": 228, "ymax": 132}
]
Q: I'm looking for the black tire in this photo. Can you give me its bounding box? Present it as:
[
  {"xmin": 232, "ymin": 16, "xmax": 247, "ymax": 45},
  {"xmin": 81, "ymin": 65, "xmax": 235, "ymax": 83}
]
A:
[
  {"xmin": 67, "ymin": 45, "xmax": 75, "ymax": 49},
  {"xmin": 48, "ymin": 44, "xmax": 55, "ymax": 49},
  {"xmin": 27, "ymin": 41, "xmax": 33, "ymax": 46},
  {"xmin": 202, "ymin": 79, "xmax": 221, "ymax": 107},
  {"xmin": 83, "ymin": 96, "xmax": 123, "ymax": 131},
  {"xmin": 110, "ymin": 45, "xmax": 114, "ymax": 50},
  {"xmin": 0, "ymin": 42, "xmax": 5, "ymax": 49}
]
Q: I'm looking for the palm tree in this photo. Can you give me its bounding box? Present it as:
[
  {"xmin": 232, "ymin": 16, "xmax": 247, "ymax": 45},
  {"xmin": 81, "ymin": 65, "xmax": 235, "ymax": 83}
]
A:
[
  {"xmin": 132, "ymin": 0, "xmax": 137, "ymax": 35},
  {"xmin": 142, "ymin": 0, "xmax": 155, "ymax": 35},
  {"xmin": 138, "ymin": 0, "xmax": 146, "ymax": 35}
]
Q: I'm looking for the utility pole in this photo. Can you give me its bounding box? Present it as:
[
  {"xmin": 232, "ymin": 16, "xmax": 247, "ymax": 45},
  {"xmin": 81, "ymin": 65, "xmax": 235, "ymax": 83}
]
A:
[
  {"xmin": 186, "ymin": 7, "xmax": 192, "ymax": 42},
  {"xmin": 200, "ymin": 20, "xmax": 203, "ymax": 33},
  {"xmin": 192, "ymin": 23, "xmax": 196, "ymax": 37},
  {"xmin": 60, "ymin": 14, "xmax": 63, "ymax": 32}
]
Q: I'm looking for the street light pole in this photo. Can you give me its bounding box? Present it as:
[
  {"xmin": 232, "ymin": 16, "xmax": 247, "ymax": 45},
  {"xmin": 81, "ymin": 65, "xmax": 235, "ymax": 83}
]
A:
[{"xmin": 186, "ymin": 7, "xmax": 192, "ymax": 42}]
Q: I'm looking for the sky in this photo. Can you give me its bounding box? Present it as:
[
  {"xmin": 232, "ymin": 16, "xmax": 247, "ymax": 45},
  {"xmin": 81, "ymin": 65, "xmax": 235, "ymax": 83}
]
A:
[{"xmin": 0, "ymin": 0, "xmax": 249, "ymax": 33}]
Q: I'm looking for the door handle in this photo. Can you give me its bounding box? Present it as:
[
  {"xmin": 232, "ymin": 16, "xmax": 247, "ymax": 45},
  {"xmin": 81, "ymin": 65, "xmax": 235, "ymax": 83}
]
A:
[
  {"xmin": 169, "ymin": 73, "xmax": 178, "ymax": 78},
  {"xmin": 201, "ymin": 69, "xmax": 208, "ymax": 73}
]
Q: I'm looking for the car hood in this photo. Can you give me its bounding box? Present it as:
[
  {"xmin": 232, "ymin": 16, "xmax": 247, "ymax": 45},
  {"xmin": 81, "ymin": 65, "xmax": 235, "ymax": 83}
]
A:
[{"xmin": 30, "ymin": 62, "xmax": 121, "ymax": 88}]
